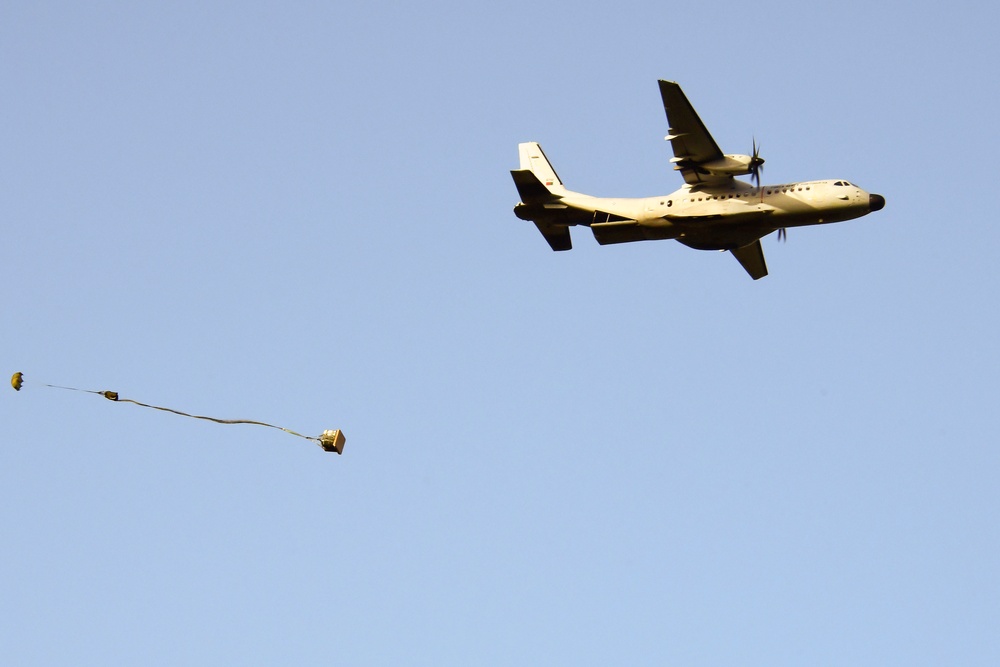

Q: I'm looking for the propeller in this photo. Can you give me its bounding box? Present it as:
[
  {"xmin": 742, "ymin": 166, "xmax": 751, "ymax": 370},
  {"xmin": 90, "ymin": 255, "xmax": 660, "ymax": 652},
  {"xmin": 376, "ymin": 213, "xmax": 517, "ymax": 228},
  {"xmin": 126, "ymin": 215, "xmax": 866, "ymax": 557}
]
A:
[
  {"xmin": 749, "ymin": 137, "xmax": 776, "ymax": 238},
  {"xmin": 749, "ymin": 138, "xmax": 765, "ymax": 188}
]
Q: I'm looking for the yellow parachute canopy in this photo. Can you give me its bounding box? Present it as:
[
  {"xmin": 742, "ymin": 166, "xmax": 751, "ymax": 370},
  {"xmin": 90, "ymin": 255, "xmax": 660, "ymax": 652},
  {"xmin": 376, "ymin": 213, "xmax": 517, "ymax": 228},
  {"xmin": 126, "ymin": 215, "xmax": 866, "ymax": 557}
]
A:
[{"xmin": 9, "ymin": 371, "xmax": 345, "ymax": 454}]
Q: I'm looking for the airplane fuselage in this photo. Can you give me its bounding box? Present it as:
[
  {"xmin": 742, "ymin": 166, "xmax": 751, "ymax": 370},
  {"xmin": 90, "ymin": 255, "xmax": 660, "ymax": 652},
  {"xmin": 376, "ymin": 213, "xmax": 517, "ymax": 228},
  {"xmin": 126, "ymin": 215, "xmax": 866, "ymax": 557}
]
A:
[{"xmin": 516, "ymin": 178, "xmax": 885, "ymax": 251}]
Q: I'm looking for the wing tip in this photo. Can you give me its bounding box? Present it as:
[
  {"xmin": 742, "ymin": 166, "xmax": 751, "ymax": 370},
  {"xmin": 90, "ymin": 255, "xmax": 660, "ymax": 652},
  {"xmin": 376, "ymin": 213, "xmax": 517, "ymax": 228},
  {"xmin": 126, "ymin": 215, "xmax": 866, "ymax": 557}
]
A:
[{"xmin": 730, "ymin": 241, "xmax": 769, "ymax": 280}]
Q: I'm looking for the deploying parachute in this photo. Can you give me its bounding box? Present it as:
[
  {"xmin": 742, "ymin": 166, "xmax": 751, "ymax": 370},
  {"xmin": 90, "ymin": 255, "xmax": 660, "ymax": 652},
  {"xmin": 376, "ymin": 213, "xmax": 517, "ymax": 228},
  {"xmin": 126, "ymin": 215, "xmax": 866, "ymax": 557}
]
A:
[{"xmin": 10, "ymin": 372, "xmax": 345, "ymax": 454}]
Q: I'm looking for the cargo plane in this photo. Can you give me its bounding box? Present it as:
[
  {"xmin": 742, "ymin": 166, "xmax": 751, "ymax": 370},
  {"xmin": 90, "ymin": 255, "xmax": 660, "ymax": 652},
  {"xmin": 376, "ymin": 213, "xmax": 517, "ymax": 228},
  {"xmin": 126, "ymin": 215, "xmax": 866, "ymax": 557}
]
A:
[{"xmin": 510, "ymin": 80, "xmax": 885, "ymax": 279}]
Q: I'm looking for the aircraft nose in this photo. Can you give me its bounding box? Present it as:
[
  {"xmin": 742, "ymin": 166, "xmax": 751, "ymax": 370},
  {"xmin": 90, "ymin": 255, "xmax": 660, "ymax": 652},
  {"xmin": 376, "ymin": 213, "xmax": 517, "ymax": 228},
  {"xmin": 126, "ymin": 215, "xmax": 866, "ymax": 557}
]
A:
[{"xmin": 869, "ymin": 193, "xmax": 885, "ymax": 211}]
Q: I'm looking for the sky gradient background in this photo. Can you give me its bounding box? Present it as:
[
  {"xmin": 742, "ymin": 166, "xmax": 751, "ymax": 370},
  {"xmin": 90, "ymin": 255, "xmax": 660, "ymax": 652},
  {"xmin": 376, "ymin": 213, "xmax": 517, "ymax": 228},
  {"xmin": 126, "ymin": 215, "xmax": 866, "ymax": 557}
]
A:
[{"xmin": 4, "ymin": 1, "xmax": 999, "ymax": 664}]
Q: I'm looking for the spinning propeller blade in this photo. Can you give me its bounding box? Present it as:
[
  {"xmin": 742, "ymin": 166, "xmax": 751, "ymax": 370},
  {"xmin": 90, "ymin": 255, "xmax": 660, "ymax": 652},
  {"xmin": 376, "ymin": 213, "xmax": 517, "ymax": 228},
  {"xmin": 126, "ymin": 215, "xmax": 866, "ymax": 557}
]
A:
[{"xmin": 750, "ymin": 138, "xmax": 765, "ymax": 188}]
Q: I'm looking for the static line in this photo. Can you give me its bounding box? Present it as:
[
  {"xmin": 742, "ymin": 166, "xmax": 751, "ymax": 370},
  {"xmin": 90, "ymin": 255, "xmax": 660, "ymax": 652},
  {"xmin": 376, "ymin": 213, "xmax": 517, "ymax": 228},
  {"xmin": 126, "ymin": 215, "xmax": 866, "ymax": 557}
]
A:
[{"xmin": 10, "ymin": 372, "xmax": 345, "ymax": 454}]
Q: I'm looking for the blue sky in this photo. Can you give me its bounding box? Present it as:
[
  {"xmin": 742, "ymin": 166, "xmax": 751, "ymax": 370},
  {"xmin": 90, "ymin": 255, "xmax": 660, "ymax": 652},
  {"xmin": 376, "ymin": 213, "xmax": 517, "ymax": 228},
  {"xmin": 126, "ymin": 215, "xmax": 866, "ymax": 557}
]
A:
[{"xmin": 3, "ymin": 1, "xmax": 999, "ymax": 664}]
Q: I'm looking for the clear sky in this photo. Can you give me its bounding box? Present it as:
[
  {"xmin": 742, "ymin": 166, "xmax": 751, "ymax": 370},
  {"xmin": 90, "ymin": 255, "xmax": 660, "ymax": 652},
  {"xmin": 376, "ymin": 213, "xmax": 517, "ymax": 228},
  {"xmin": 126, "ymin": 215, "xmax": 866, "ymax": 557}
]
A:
[{"xmin": 4, "ymin": 1, "xmax": 999, "ymax": 664}]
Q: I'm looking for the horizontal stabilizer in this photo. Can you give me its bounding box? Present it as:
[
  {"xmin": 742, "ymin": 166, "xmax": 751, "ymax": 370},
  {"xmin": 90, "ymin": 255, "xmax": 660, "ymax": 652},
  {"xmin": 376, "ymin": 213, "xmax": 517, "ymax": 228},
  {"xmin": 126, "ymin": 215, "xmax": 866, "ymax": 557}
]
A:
[
  {"xmin": 730, "ymin": 240, "xmax": 768, "ymax": 280},
  {"xmin": 511, "ymin": 169, "xmax": 559, "ymax": 205},
  {"xmin": 534, "ymin": 221, "xmax": 572, "ymax": 251}
]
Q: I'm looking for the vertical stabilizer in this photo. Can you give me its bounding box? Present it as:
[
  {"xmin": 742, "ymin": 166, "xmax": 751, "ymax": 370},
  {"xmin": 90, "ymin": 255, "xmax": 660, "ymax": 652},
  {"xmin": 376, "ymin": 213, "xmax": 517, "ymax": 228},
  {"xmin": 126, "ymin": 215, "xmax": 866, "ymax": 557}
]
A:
[{"xmin": 518, "ymin": 142, "xmax": 566, "ymax": 193}]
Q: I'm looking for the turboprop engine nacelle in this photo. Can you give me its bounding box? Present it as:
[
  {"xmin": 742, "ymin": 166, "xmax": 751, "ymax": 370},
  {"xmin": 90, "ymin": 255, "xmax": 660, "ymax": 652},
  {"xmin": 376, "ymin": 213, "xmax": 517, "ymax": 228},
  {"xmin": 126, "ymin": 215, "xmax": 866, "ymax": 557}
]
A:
[{"xmin": 696, "ymin": 154, "xmax": 756, "ymax": 176}]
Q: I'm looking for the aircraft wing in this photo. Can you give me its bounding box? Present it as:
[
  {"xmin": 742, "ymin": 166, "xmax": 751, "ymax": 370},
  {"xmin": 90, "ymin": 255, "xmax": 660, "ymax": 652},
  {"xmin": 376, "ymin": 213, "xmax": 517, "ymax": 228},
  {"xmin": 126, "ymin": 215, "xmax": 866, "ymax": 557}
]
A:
[
  {"xmin": 658, "ymin": 80, "xmax": 729, "ymax": 186},
  {"xmin": 730, "ymin": 240, "xmax": 768, "ymax": 280}
]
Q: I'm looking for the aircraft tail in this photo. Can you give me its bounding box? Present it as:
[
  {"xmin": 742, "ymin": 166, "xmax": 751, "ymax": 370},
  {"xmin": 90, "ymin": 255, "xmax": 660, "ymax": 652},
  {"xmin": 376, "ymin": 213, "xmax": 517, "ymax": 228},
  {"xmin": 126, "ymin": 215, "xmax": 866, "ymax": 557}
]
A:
[
  {"xmin": 511, "ymin": 142, "xmax": 573, "ymax": 251},
  {"xmin": 516, "ymin": 142, "xmax": 566, "ymax": 194}
]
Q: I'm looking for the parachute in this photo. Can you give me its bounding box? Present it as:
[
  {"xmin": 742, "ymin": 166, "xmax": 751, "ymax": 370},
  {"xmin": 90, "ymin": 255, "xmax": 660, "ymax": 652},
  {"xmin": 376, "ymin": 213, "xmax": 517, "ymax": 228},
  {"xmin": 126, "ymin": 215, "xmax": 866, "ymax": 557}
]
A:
[{"xmin": 10, "ymin": 372, "xmax": 346, "ymax": 454}]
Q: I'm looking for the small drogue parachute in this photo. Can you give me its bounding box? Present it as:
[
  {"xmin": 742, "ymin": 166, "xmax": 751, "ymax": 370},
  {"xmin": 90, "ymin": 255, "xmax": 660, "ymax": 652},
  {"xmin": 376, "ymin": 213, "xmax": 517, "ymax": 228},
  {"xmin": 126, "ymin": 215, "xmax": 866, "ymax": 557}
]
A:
[{"xmin": 10, "ymin": 372, "xmax": 345, "ymax": 454}]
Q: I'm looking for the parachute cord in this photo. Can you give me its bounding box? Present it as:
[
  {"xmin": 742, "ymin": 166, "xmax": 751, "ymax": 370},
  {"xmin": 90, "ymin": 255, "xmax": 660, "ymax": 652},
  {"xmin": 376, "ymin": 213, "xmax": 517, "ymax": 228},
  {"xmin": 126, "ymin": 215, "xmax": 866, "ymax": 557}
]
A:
[
  {"xmin": 109, "ymin": 395, "xmax": 319, "ymax": 443},
  {"xmin": 13, "ymin": 373, "xmax": 323, "ymax": 445},
  {"xmin": 40, "ymin": 383, "xmax": 107, "ymax": 397}
]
